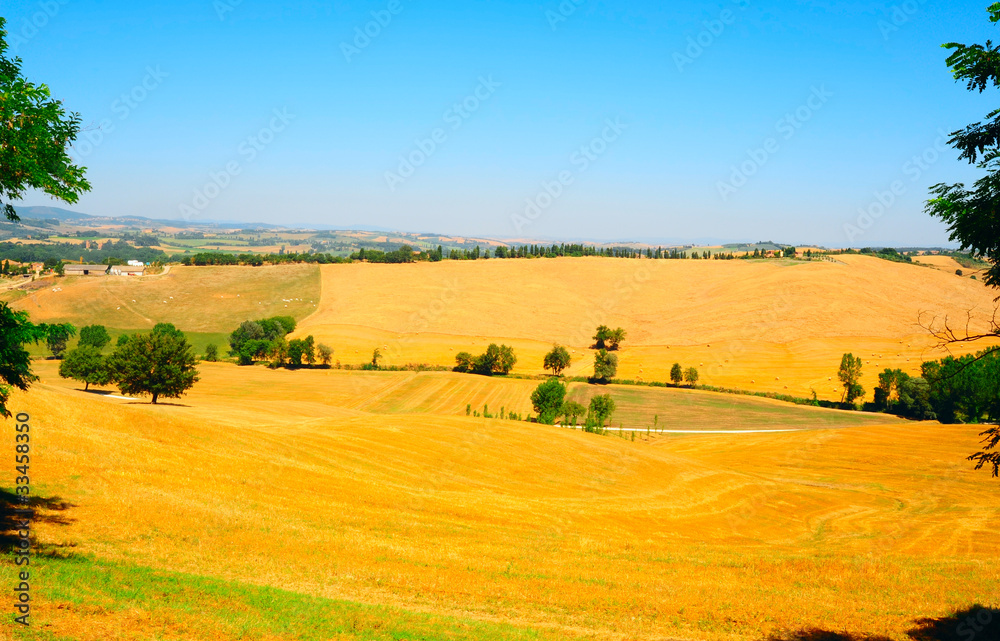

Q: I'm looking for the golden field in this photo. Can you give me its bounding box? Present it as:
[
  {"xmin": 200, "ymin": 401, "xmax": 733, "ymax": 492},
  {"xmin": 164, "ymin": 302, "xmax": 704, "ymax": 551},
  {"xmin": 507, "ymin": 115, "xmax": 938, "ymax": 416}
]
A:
[
  {"xmin": 6, "ymin": 255, "xmax": 997, "ymax": 401},
  {"xmin": 2, "ymin": 359, "xmax": 997, "ymax": 640},
  {"xmin": 3, "ymin": 253, "xmax": 999, "ymax": 639}
]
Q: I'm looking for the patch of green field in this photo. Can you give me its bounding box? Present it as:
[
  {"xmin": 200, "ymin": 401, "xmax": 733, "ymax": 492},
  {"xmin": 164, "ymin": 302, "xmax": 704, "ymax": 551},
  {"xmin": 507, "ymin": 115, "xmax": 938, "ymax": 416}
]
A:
[
  {"xmin": 2, "ymin": 552, "xmax": 563, "ymax": 641},
  {"xmin": 563, "ymin": 382, "xmax": 902, "ymax": 430},
  {"xmin": 23, "ymin": 329, "xmax": 229, "ymax": 360}
]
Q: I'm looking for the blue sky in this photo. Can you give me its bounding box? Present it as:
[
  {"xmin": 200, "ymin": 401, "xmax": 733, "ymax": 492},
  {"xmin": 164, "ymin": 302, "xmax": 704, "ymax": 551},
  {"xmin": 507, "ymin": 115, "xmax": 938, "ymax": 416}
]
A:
[{"xmin": 5, "ymin": 0, "xmax": 998, "ymax": 246}]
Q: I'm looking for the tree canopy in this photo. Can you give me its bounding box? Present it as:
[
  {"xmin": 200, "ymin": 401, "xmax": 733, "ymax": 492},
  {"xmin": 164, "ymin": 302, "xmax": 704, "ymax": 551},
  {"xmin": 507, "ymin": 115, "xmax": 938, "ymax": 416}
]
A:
[
  {"xmin": 59, "ymin": 344, "xmax": 110, "ymax": 391},
  {"xmin": 0, "ymin": 17, "xmax": 91, "ymax": 222},
  {"xmin": 0, "ymin": 303, "xmax": 47, "ymax": 417},
  {"xmin": 79, "ymin": 324, "xmax": 111, "ymax": 350},
  {"xmin": 593, "ymin": 349, "xmax": 618, "ymax": 383},
  {"xmin": 107, "ymin": 326, "xmax": 199, "ymax": 404},
  {"xmin": 530, "ymin": 379, "xmax": 566, "ymax": 424},
  {"xmin": 926, "ymin": 4, "xmax": 1000, "ymax": 292},
  {"xmin": 543, "ymin": 345, "xmax": 571, "ymax": 376}
]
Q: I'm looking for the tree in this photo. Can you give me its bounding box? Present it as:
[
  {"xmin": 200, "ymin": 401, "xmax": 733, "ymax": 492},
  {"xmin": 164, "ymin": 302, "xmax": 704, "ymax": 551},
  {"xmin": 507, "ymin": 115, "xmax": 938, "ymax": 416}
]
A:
[
  {"xmin": 560, "ymin": 401, "xmax": 586, "ymax": 426},
  {"xmin": 0, "ymin": 17, "xmax": 91, "ymax": 223},
  {"xmin": 837, "ymin": 353, "xmax": 865, "ymax": 404},
  {"xmin": 670, "ymin": 363, "xmax": 683, "ymax": 384},
  {"xmin": 606, "ymin": 327, "xmax": 627, "ymax": 351},
  {"xmin": 106, "ymin": 327, "xmax": 199, "ymax": 404},
  {"xmin": 287, "ymin": 339, "xmax": 306, "ymax": 367},
  {"xmin": 371, "ymin": 347, "xmax": 382, "ymax": 369},
  {"xmin": 59, "ymin": 345, "xmax": 109, "ymax": 391},
  {"xmin": 78, "ymin": 324, "xmax": 111, "ymax": 350},
  {"xmin": 588, "ymin": 394, "xmax": 616, "ymax": 427},
  {"xmin": 543, "ymin": 345, "xmax": 571, "ymax": 376},
  {"xmin": 874, "ymin": 368, "xmax": 908, "ymax": 411},
  {"xmin": 684, "ymin": 367, "xmax": 699, "ymax": 386},
  {"xmin": 897, "ymin": 377, "xmax": 936, "ymax": 420},
  {"xmin": 530, "ymin": 379, "xmax": 567, "ymax": 424},
  {"xmin": 317, "ymin": 343, "xmax": 333, "ymax": 367},
  {"xmin": 496, "ymin": 344, "xmax": 516, "ymax": 374},
  {"xmin": 592, "ymin": 325, "xmax": 611, "ymax": 350},
  {"xmin": 593, "ymin": 349, "xmax": 618, "ymax": 383},
  {"xmin": 303, "ymin": 335, "xmax": 316, "ymax": 365},
  {"xmin": 229, "ymin": 320, "xmax": 265, "ymax": 356},
  {"xmin": 969, "ymin": 426, "xmax": 1000, "ymax": 477},
  {"xmin": 45, "ymin": 323, "xmax": 76, "ymax": 359},
  {"xmin": 0, "ymin": 303, "xmax": 48, "ymax": 417},
  {"xmin": 925, "ymin": 5, "xmax": 1000, "ymax": 296},
  {"xmin": 204, "ymin": 344, "xmax": 219, "ymax": 362},
  {"xmin": 454, "ymin": 351, "xmax": 475, "ymax": 373},
  {"xmin": 472, "ymin": 344, "xmax": 516, "ymax": 375}
]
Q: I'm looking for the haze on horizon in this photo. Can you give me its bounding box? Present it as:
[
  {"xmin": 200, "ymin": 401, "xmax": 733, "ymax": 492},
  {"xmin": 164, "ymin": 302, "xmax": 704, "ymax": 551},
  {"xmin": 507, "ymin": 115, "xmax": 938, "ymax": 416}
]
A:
[{"xmin": 7, "ymin": 0, "xmax": 996, "ymax": 246}]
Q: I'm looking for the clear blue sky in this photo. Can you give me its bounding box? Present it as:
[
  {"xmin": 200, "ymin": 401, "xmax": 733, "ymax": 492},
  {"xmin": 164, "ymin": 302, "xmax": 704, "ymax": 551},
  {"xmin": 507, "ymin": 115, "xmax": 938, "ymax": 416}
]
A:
[{"xmin": 6, "ymin": 0, "xmax": 998, "ymax": 246}]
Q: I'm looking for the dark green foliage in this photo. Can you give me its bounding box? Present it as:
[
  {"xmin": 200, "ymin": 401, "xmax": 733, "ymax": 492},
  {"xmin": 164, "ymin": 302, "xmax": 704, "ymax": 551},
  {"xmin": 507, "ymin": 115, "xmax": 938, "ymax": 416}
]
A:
[
  {"xmin": 106, "ymin": 328, "xmax": 200, "ymax": 404},
  {"xmin": 454, "ymin": 351, "xmax": 475, "ymax": 373},
  {"xmin": 592, "ymin": 325, "xmax": 626, "ymax": 350},
  {"xmin": 874, "ymin": 368, "xmax": 909, "ymax": 412},
  {"xmin": 670, "ymin": 363, "xmax": 683, "ymax": 384},
  {"xmin": 921, "ymin": 350, "xmax": 1000, "ymax": 424},
  {"xmin": 837, "ymin": 353, "xmax": 865, "ymax": 404},
  {"xmin": 897, "ymin": 376, "xmax": 936, "ymax": 420},
  {"xmin": 925, "ymin": 5, "xmax": 1000, "ymax": 291},
  {"xmin": 593, "ymin": 349, "xmax": 618, "ymax": 383},
  {"xmin": 530, "ymin": 379, "xmax": 567, "ymax": 424},
  {"xmin": 229, "ymin": 316, "xmax": 296, "ymax": 365},
  {"xmin": 461, "ymin": 344, "xmax": 516, "ymax": 376},
  {"xmin": 0, "ymin": 17, "xmax": 91, "ymax": 222},
  {"xmin": 79, "ymin": 324, "xmax": 111, "ymax": 350},
  {"xmin": 543, "ymin": 345, "xmax": 571, "ymax": 376},
  {"xmin": 0, "ymin": 302, "xmax": 48, "ymax": 417},
  {"xmin": 59, "ymin": 345, "xmax": 110, "ymax": 390},
  {"xmin": 350, "ymin": 244, "xmax": 416, "ymax": 263},
  {"xmin": 970, "ymin": 426, "xmax": 1000, "ymax": 477},
  {"xmin": 317, "ymin": 343, "xmax": 333, "ymax": 366},
  {"xmin": 44, "ymin": 323, "xmax": 76, "ymax": 359},
  {"xmin": 588, "ymin": 394, "xmax": 616, "ymax": 427},
  {"xmin": 560, "ymin": 401, "xmax": 586, "ymax": 426},
  {"xmin": 287, "ymin": 339, "xmax": 307, "ymax": 367},
  {"xmin": 592, "ymin": 325, "xmax": 611, "ymax": 350},
  {"xmin": 606, "ymin": 327, "xmax": 626, "ymax": 351},
  {"xmin": 204, "ymin": 344, "xmax": 219, "ymax": 362},
  {"xmin": 684, "ymin": 367, "xmax": 699, "ymax": 385}
]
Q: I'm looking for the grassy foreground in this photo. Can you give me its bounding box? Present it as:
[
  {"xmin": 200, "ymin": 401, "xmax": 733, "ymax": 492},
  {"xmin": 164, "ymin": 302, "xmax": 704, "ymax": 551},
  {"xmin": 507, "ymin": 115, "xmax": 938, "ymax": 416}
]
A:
[{"xmin": 2, "ymin": 551, "xmax": 562, "ymax": 641}]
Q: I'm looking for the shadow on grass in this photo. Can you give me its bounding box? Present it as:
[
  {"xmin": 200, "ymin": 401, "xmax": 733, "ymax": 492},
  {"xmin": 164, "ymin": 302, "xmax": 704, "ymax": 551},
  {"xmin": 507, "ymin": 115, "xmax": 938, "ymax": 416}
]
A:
[
  {"xmin": 0, "ymin": 487, "xmax": 76, "ymax": 555},
  {"xmin": 766, "ymin": 606, "xmax": 999, "ymax": 641}
]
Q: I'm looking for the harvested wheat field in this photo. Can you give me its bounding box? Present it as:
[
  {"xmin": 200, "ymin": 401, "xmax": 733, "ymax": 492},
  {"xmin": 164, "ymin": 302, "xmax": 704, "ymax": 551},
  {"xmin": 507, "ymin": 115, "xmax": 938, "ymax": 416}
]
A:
[
  {"xmin": 5, "ymin": 256, "xmax": 997, "ymax": 400},
  {"xmin": 2, "ymin": 359, "xmax": 997, "ymax": 641}
]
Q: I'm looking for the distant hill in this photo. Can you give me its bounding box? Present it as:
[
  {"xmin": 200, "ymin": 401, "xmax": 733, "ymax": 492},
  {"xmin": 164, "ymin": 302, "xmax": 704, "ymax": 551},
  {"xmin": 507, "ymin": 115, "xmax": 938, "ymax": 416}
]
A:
[{"xmin": 13, "ymin": 205, "xmax": 97, "ymax": 223}]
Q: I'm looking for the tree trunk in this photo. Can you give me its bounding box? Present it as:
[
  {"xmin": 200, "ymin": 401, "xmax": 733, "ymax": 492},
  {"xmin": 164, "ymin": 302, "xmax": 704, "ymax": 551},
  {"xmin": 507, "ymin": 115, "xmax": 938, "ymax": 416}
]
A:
[
  {"xmin": 84, "ymin": 382, "xmax": 89, "ymax": 391},
  {"xmin": 151, "ymin": 393, "xmax": 158, "ymax": 404}
]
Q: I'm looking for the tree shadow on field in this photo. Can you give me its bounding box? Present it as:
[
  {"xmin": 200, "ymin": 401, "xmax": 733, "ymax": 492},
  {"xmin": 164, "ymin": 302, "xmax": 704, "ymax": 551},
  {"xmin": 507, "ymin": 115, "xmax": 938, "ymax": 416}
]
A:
[
  {"xmin": 766, "ymin": 606, "xmax": 1000, "ymax": 641},
  {"xmin": 0, "ymin": 488, "xmax": 76, "ymax": 555}
]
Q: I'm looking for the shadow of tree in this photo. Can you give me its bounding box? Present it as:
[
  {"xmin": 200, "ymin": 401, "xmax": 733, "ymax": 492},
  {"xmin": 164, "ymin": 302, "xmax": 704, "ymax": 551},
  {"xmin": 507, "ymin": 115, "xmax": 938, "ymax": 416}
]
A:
[
  {"xmin": 766, "ymin": 606, "xmax": 999, "ymax": 641},
  {"xmin": 0, "ymin": 488, "xmax": 75, "ymax": 553}
]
